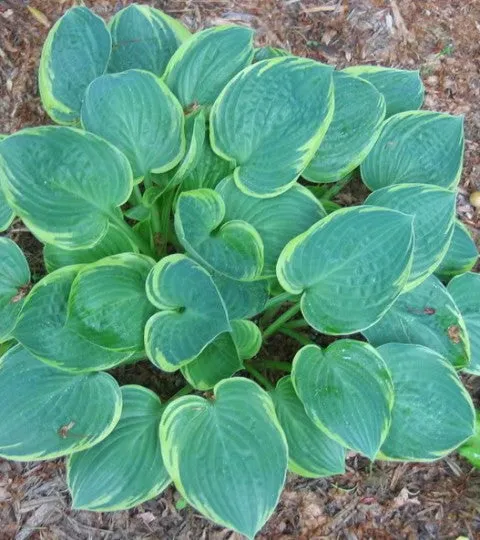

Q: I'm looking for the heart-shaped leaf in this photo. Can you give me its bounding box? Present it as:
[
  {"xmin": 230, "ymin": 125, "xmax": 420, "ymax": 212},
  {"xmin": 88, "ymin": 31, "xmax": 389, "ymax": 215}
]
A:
[
  {"xmin": 363, "ymin": 274, "xmax": 470, "ymax": 369},
  {"xmin": 216, "ymin": 177, "xmax": 325, "ymax": 276},
  {"xmin": 39, "ymin": 7, "xmax": 111, "ymax": 124},
  {"xmin": 145, "ymin": 255, "xmax": 230, "ymax": 372},
  {"xmin": 377, "ymin": 343, "xmax": 474, "ymax": 461},
  {"xmin": 43, "ymin": 221, "xmax": 138, "ymax": 273},
  {"xmin": 231, "ymin": 320, "xmax": 262, "ymax": 360},
  {"xmin": 108, "ymin": 4, "xmax": 190, "ymax": 76},
  {"xmin": 160, "ymin": 378, "xmax": 288, "ymax": 538},
  {"xmin": 365, "ymin": 184, "xmax": 456, "ymax": 289},
  {"xmin": 210, "ymin": 57, "xmax": 334, "ymax": 197},
  {"xmin": 81, "ymin": 70, "xmax": 185, "ymax": 180},
  {"xmin": 303, "ymin": 72, "xmax": 385, "ymax": 183},
  {"xmin": 361, "ymin": 111, "xmax": 464, "ymax": 191},
  {"xmin": 0, "ymin": 345, "xmax": 121, "ymax": 460},
  {"xmin": 67, "ymin": 385, "xmax": 170, "ymax": 511},
  {"xmin": 164, "ymin": 25, "xmax": 254, "ymax": 108},
  {"xmin": 66, "ymin": 254, "xmax": 156, "ymax": 352},
  {"xmin": 448, "ymin": 273, "xmax": 480, "ymax": 374},
  {"xmin": 0, "ymin": 126, "xmax": 133, "ymax": 249},
  {"xmin": 292, "ymin": 341, "xmax": 393, "ymax": 459},
  {"xmin": 180, "ymin": 332, "xmax": 242, "ymax": 390},
  {"xmin": 0, "ymin": 238, "xmax": 30, "ymax": 342},
  {"xmin": 211, "ymin": 273, "xmax": 269, "ymax": 320},
  {"xmin": 343, "ymin": 66, "xmax": 424, "ymax": 117},
  {"xmin": 14, "ymin": 266, "xmax": 132, "ymax": 373},
  {"xmin": 435, "ymin": 222, "xmax": 478, "ymax": 281},
  {"xmin": 270, "ymin": 376, "xmax": 346, "ymax": 478},
  {"xmin": 175, "ymin": 189, "xmax": 264, "ymax": 280},
  {"xmin": 277, "ymin": 207, "xmax": 414, "ymax": 334}
]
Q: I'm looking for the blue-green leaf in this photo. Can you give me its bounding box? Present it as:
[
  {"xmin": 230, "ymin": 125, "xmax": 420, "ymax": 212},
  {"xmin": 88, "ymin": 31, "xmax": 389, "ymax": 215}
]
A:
[{"xmin": 435, "ymin": 222, "xmax": 478, "ymax": 281}]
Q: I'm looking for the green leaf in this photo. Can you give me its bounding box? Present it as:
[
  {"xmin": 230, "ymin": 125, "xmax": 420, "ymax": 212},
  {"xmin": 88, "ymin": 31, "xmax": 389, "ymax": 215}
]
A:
[
  {"xmin": 175, "ymin": 189, "xmax": 264, "ymax": 280},
  {"xmin": 0, "ymin": 238, "xmax": 30, "ymax": 342},
  {"xmin": 342, "ymin": 66, "xmax": 424, "ymax": 117},
  {"xmin": 164, "ymin": 25, "xmax": 254, "ymax": 108},
  {"xmin": 292, "ymin": 341, "xmax": 394, "ymax": 459},
  {"xmin": 435, "ymin": 221, "xmax": 478, "ymax": 280},
  {"xmin": 211, "ymin": 273, "xmax": 269, "ymax": 320},
  {"xmin": 13, "ymin": 266, "xmax": 132, "ymax": 373},
  {"xmin": 0, "ymin": 345, "xmax": 122, "ymax": 460},
  {"xmin": 145, "ymin": 255, "xmax": 230, "ymax": 372},
  {"xmin": 124, "ymin": 204, "xmax": 151, "ymax": 221},
  {"xmin": 67, "ymin": 385, "xmax": 170, "ymax": 511},
  {"xmin": 39, "ymin": 7, "xmax": 111, "ymax": 124},
  {"xmin": 0, "ymin": 180, "xmax": 14, "ymax": 231},
  {"xmin": 180, "ymin": 332, "xmax": 242, "ymax": 390},
  {"xmin": 216, "ymin": 177, "xmax": 326, "ymax": 276},
  {"xmin": 270, "ymin": 376, "xmax": 346, "ymax": 478},
  {"xmin": 66, "ymin": 254, "xmax": 156, "ymax": 352},
  {"xmin": 277, "ymin": 207, "xmax": 414, "ymax": 334},
  {"xmin": 303, "ymin": 72, "xmax": 385, "ymax": 183},
  {"xmin": 0, "ymin": 126, "xmax": 133, "ymax": 249},
  {"xmin": 253, "ymin": 46, "xmax": 290, "ymax": 62},
  {"xmin": 448, "ymin": 273, "xmax": 480, "ymax": 374},
  {"xmin": 81, "ymin": 70, "xmax": 185, "ymax": 180},
  {"xmin": 108, "ymin": 4, "xmax": 190, "ymax": 76},
  {"xmin": 210, "ymin": 57, "xmax": 334, "ymax": 197},
  {"xmin": 43, "ymin": 221, "xmax": 138, "ymax": 273},
  {"xmin": 365, "ymin": 184, "xmax": 456, "ymax": 289},
  {"xmin": 160, "ymin": 378, "xmax": 288, "ymax": 538},
  {"xmin": 377, "ymin": 343, "xmax": 474, "ymax": 461},
  {"xmin": 363, "ymin": 274, "xmax": 470, "ymax": 369},
  {"xmin": 459, "ymin": 412, "xmax": 480, "ymax": 468},
  {"xmin": 231, "ymin": 320, "xmax": 262, "ymax": 360},
  {"xmin": 361, "ymin": 111, "xmax": 464, "ymax": 191}
]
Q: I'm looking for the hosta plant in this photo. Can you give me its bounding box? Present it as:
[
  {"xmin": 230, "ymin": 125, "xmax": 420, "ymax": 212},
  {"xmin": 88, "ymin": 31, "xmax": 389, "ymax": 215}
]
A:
[{"xmin": 0, "ymin": 4, "xmax": 479, "ymax": 538}]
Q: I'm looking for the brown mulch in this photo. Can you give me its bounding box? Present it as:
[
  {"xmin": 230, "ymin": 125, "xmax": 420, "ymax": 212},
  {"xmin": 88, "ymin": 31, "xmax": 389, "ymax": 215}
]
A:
[{"xmin": 1, "ymin": 0, "xmax": 480, "ymax": 538}]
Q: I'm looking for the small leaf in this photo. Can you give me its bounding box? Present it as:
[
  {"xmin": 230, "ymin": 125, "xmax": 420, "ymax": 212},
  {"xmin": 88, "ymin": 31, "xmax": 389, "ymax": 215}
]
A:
[
  {"xmin": 43, "ymin": 221, "xmax": 138, "ymax": 273},
  {"xmin": 108, "ymin": 4, "xmax": 190, "ymax": 76},
  {"xmin": 68, "ymin": 385, "xmax": 170, "ymax": 511},
  {"xmin": 363, "ymin": 274, "xmax": 470, "ymax": 369},
  {"xmin": 270, "ymin": 376, "xmax": 346, "ymax": 478},
  {"xmin": 175, "ymin": 189, "xmax": 264, "ymax": 280},
  {"xmin": 448, "ymin": 273, "xmax": 480, "ymax": 374},
  {"xmin": 365, "ymin": 183, "xmax": 456, "ymax": 289},
  {"xmin": 39, "ymin": 7, "xmax": 111, "ymax": 124},
  {"xmin": 0, "ymin": 345, "xmax": 121, "ymax": 460},
  {"xmin": 231, "ymin": 320, "xmax": 262, "ymax": 360},
  {"xmin": 180, "ymin": 332, "xmax": 242, "ymax": 390},
  {"xmin": 377, "ymin": 343, "xmax": 474, "ymax": 461},
  {"xmin": 303, "ymin": 71, "xmax": 386, "ymax": 183},
  {"xmin": 160, "ymin": 378, "xmax": 288, "ymax": 538},
  {"xmin": 277, "ymin": 207, "xmax": 414, "ymax": 334},
  {"xmin": 210, "ymin": 57, "xmax": 334, "ymax": 197},
  {"xmin": 211, "ymin": 273, "xmax": 269, "ymax": 320},
  {"xmin": 216, "ymin": 177, "xmax": 325, "ymax": 276},
  {"xmin": 343, "ymin": 66, "xmax": 424, "ymax": 117},
  {"xmin": 435, "ymin": 222, "xmax": 478, "ymax": 280},
  {"xmin": 66, "ymin": 254, "xmax": 156, "ymax": 352},
  {"xmin": 292, "ymin": 341, "xmax": 393, "ymax": 459},
  {"xmin": 14, "ymin": 266, "xmax": 132, "ymax": 373},
  {"xmin": 81, "ymin": 70, "xmax": 185, "ymax": 180},
  {"xmin": 164, "ymin": 25, "xmax": 254, "ymax": 108},
  {"xmin": 144, "ymin": 255, "xmax": 230, "ymax": 372},
  {"xmin": 361, "ymin": 111, "xmax": 464, "ymax": 191},
  {"xmin": 0, "ymin": 126, "xmax": 133, "ymax": 249},
  {"xmin": 458, "ymin": 412, "xmax": 480, "ymax": 468},
  {"xmin": 253, "ymin": 47, "xmax": 290, "ymax": 62},
  {"xmin": 124, "ymin": 204, "xmax": 151, "ymax": 222},
  {"xmin": 0, "ymin": 238, "xmax": 30, "ymax": 342}
]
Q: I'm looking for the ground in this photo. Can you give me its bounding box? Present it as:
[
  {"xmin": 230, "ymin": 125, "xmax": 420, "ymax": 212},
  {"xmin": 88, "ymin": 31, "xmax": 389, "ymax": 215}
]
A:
[{"xmin": 0, "ymin": 0, "xmax": 480, "ymax": 538}]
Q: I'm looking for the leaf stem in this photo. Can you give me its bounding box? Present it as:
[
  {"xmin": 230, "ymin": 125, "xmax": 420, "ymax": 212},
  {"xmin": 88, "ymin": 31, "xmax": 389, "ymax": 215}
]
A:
[
  {"xmin": 255, "ymin": 360, "xmax": 292, "ymax": 372},
  {"xmin": 169, "ymin": 384, "xmax": 193, "ymax": 401},
  {"xmin": 157, "ymin": 189, "xmax": 175, "ymax": 257},
  {"xmin": 279, "ymin": 327, "xmax": 315, "ymax": 347},
  {"xmin": 263, "ymin": 303, "xmax": 302, "ymax": 339},
  {"xmin": 144, "ymin": 173, "xmax": 162, "ymax": 245},
  {"xmin": 285, "ymin": 318, "xmax": 309, "ymax": 329},
  {"xmin": 259, "ymin": 292, "xmax": 299, "ymax": 327},
  {"xmin": 244, "ymin": 364, "xmax": 274, "ymax": 390},
  {"xmin": 129, "ymin": 185, "xmax": 143, "ymax": 206},
  {"xmin": 109, "ymin": 212, "xmax": 155, "ymax": 257},
  {"xmin": 321, "ymin": 173, "xmax": 353, "ymax": 201}
]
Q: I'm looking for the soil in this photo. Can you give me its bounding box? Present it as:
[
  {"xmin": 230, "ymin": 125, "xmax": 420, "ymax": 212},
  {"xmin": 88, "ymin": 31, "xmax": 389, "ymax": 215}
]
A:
[{"xmin": 1, "ymin": 0, "xmax": 480, "ymax": 538}]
